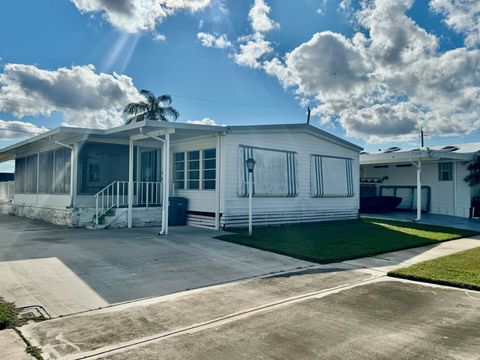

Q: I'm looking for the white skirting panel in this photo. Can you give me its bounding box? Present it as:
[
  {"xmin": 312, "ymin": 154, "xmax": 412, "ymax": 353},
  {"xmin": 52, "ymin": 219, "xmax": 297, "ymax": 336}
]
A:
[{"xmin": 221, "ymin": 209, "xmax": 358, "ymax": 229}]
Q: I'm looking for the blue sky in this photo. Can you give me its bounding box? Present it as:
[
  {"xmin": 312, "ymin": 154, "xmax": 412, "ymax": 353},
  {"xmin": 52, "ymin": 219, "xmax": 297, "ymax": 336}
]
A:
[{"xmin": 1, "ymin": 0, "xmax": 479, "ymax": 172}]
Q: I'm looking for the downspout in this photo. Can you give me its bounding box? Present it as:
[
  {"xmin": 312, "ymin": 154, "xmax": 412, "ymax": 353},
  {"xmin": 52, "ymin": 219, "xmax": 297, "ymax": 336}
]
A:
[
  {"xmin": 139, "ymin": 128, "xmax": 168, "ymax": 235},
  {"xmin": 54, "ymin": 140, "xmax": 75, "ymax": 207}
]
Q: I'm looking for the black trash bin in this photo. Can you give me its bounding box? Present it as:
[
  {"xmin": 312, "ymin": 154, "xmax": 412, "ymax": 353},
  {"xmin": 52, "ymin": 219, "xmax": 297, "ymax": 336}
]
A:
[{"xmin": 168, "ymin": 197, "xmax": 188, "ymax": 226}]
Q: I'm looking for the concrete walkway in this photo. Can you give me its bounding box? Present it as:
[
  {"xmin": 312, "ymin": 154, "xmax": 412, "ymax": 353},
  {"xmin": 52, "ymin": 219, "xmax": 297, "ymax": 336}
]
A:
[
  {"xmin": 362, "ymin": 211, "xmax": 480, "ymax": 232},
  {"xmin": 19, "ymin": 237, "xmax": 480, "ymax": 360},
  {"xmin": 0, "ymin": 329, "xmax": 34, "ymax": 360}
]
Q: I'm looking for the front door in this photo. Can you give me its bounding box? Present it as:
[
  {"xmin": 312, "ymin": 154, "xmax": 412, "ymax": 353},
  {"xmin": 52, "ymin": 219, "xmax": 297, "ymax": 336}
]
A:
[{"xmin": 138, "ymin": 148, "xmax": 161, "ymax": 205}]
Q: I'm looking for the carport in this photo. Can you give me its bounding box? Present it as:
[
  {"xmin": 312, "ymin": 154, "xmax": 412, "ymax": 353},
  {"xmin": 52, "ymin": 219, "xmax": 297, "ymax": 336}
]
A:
[{"xmin": 360, "ymin": 146, "xmax": 475, "ymax": 220}]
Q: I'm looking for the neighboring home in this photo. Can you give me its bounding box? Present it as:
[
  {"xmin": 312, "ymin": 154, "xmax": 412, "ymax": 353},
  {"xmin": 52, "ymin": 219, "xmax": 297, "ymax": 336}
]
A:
[
  {"xmin": 0, "ymin": 121, "xmax": 361, "ymax": 230},
  {"xmin": 360, "ymin": 144, "xmax": 480, "ymax": 219},
  {"xmin": 0, "ymin": 172, "xmax": 14, "ymax": 204},
  {"xmin": 0, "ymin": 172, "xmax": 14, "ymax": 182}
]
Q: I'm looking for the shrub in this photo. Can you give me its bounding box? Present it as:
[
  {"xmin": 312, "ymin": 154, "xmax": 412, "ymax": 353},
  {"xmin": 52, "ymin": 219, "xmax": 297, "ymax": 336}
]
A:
[{"xmin": 0, "ymin": 297, "xmax": 18, "ymax": 329}]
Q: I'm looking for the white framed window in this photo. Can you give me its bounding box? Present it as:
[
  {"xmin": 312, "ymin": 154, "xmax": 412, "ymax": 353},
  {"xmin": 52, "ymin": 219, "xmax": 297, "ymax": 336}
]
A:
[
  {"xmin": 173, "ymin": 148, "xmax": 216, "ymax": 191},
  {"xmin": 311, "ymin": 155, "xmax": 354, "ymax": 197},
  {"xmin": 173, "ymin": 152, "xmax": 185, "ymax": 190},
  {"xmin": 202, "ymin": 148, "xmax": 216, "ymax": 190},
  {"xmin": 438, "ymin": 162, "xmax": 453, "ymax": 181}
]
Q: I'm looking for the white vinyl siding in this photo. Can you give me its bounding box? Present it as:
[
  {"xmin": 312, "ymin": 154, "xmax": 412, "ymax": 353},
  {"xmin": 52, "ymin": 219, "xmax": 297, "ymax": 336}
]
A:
[
  {"xmin": 311, "ymin": 155, "xmax": 354, "ymax": 197},
  {"xmin": 222, "ymin": 132, "xmax": 360, "ymax": 219}
]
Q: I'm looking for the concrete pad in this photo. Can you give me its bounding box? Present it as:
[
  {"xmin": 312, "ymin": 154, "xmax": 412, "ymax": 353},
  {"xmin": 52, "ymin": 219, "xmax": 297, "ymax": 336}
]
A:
[
  {"xmin": 0, "ymin": 258, "xmax": 108, "ymax": 317},
  {"xmin": 98, "ymin": 280, "xmax": 480, "ymax": 360},
  {"xmin": 0, "ymin": 215, "xmax": 313, "ymax": 316},
  {"xmin": 0, "ymin": 329, "xmax": 34, "ymax": 360},
  {"xmin": 21, "ymin": 266, "xmax": 375, "ymax": 359},
  {"xmin": 344, "ymin": 237, "xmax": 480, "ymax": 273}
]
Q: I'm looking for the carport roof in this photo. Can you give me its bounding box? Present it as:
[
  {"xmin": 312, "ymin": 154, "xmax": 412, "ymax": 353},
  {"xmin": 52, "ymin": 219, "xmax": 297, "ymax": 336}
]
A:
[
  {"xmin": 0, "ymin": 121, "xmax": 362, "ymax": 162},
  {"xmin": 360, "ymin": 143, "xmax": 480, "ymax": 165}
]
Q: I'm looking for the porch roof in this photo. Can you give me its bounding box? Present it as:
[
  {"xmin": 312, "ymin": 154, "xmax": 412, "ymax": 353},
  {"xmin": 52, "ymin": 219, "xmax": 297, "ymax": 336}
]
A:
[{"xmin": 0, "ymin": 121, "xmax": 362, "ymax": 162}]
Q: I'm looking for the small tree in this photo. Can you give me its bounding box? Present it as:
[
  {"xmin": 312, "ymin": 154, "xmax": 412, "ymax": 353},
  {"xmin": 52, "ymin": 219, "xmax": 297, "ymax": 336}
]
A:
[
  {"xmin": 464, "ymin": 155, "xmax": 480, "ymax": 186},
  {"xmin": 124, "ymin": 89, "xmax": 179, "ymax": 124}
]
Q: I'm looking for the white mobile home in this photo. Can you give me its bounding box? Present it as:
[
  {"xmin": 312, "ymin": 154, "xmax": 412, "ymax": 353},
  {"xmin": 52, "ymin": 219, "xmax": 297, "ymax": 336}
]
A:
[
  {"xmin": 360, "ymin": 144, "xmax": 480, "ymax": 219},
  {"xmin": 0, "ymin": 121, "xmax": 361, "ymax": 230}
]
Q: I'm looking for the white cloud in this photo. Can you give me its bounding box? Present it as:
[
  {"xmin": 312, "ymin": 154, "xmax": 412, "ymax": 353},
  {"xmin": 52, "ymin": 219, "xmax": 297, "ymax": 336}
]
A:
[
  {"xmin": 0, "ymin": 119, "xmax": 49, "ymax": 139},
  {"xmin": 430, "ymin": 0, "xmax": 480, "ymax": 48},
  {"xmin": 186, "ymin": 117, "xmax": 217, "ymax": 125},
  {"xmin": 197, "ymin": 32, "xmax": 232, "ymax": 48},
  {"xmin": 70, "ymin": 0, "xmax": 211, "ymax": 33},
  {"xmin": 259, "ymin": 0, "xmax": 480, "ymax": 142},
  {"xmin": 234, "ymin": 34, "xmax": 273, "ymax": 68},
  {"xmin": 0, "ymin": 64, "xmax": 142, "ymax": 129},
  {"xmin": 248, "ymin": 0, "xmax": 279, "ymax": 33},
  {"xmin": 153, "ymin": 33, "xmax": 167, "ymax": 41}
]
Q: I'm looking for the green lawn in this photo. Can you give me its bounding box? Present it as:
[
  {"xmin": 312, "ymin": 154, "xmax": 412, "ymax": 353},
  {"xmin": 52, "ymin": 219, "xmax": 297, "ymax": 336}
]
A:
[
  {"xmin": 216, "ymin": 218, "xmax": 477, "ymax": 264},
  {"xmin": 389, "ymin": 247, "xmax": 480, "ymax": 291}
]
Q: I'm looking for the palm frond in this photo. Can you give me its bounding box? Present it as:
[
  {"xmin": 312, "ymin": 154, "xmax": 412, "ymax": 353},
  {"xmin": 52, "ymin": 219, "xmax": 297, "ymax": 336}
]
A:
[
  {"xmin": 161, "ymin": 106, "xmax": 179, "ymax": 121},
  {"xmin": 123, "ymin": 102, "xmax": 149, "ymax": 116},
  {"xmin": 157, "ymin": 95, "xmax": 172, "ymax": 106},
  {"xmin": 140, "ymin": 89, "xmax": 156, "ymax": 106}
]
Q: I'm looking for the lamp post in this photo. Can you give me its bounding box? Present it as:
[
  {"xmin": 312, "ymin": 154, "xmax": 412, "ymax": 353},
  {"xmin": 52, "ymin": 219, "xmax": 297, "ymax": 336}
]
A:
[{"xmin": 245, "ymin": 158, "xmax": 256, "ymax": 237}]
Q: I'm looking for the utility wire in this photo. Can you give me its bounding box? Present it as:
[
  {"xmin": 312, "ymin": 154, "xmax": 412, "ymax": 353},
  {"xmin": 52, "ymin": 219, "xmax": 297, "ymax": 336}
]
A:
[{"xmin": 0, "ymin": 93, "xmax": 302, "ymax": 110}]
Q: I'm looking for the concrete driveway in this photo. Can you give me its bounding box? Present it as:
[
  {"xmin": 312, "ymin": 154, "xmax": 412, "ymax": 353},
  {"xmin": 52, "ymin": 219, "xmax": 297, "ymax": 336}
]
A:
[{"xmin": 0, "ymin": 215, "xmax": 313, "ymax": 317}]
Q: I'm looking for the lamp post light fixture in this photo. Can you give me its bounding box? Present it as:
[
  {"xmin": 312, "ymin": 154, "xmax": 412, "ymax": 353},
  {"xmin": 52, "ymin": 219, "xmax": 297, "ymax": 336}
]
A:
[{"xmin": 245, "ymin": 158, "xmax": 256, "ymax": 237}]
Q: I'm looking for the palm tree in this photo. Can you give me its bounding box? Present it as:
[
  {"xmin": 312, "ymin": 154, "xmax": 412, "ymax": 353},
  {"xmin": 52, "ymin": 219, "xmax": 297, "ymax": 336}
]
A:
[
  {"xmin": 124, "ymin": 89, "xmax": 179, "ymax": 124},
  {"xmin": 464, "ymin": 155, "xmax": 480, "ymax": 186}
]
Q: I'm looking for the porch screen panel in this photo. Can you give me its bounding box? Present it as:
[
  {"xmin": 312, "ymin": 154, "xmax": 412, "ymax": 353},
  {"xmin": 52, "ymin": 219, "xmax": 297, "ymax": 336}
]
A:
[
  {"xmin": 238, "ymin": 145, "xmax": 297, "ymax": 197},
  {"xmin": 24, "ymin": 154, "xmax": 38, "ymax": 193},
  {"xmin": 53, "ymin": 148, "xmax": 71, "ymax": 194},
  {"xmin": 15, "ymin": 157, "xmax": 25, "ymax": 193},
  {"xmin": 311, "ymin": 155, "xmax": 354, "ymax": 197},
  {"xmin": 38, "ymin": 150, "xmax": 54, "ymax": 193}
]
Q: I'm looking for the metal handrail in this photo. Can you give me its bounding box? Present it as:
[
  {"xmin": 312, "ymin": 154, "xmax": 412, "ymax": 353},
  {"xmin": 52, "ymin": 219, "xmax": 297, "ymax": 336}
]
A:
[{"xmin": 94, "ymin": 181, "xmax": 162, "ymax": 225}]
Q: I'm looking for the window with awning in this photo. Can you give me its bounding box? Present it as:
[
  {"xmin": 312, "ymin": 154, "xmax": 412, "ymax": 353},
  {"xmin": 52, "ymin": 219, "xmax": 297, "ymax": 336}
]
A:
[
  {"xmin": 238, "ymin": 145, "xmax": 297, "ymax": 197},
  {"xmin": 311, "ymin": 155, "xmax": 354, "ymax": 197}
]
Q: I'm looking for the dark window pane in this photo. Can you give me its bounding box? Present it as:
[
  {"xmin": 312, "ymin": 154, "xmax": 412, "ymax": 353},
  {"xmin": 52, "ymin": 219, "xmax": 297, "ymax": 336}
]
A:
[
  {"xmin": 203, "ymin": 148, "xmax": 216, "ymax": 159},
  {"xmin": 203, "ymin": 159, "xmax": 216, "ymax": 169},
  {"xmin": 188, "ymin": 171, "xmax": 200, "ymax": 180},
  {"xmin": 203, "ymin": 180, "xmax": 216, "ymax": 190},
  {"xmin": 203, "ymin": 170, "xmax": 216, "ymax": 179},
  {"xmin": 188, "ymin": 151, "xmax": 199, "ymax": 160},
  {"xmin": 174, "ymin": 161, "xmax": 185, "ymax": 171},
  {"xmin": 174, "ymin": 152, "xmax": 185, "ymax": 161},
  {"xmin": 188, "ymin": 160, "xmax": 199, "ymax": 170},
  {"xmin": 188, "ymin": 180, "xmax": 200, "ymax": 189},
  {"xmin": 175, "ymin": 180, "xmax": 185, "ymax": 190},
  {"xmin": 174, "ymin": 171, "xmax": 185, "ymax": 180}
]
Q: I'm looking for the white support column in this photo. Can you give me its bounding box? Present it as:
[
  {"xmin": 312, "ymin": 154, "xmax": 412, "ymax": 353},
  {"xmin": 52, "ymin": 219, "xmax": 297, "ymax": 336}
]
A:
[
  {"xmin": 70, "ymin": 143, "xmax": 78, "ymax": 207},
  {"xmin": 128, "ymin": 139, "xmax": 134, "ymax": 228},
  {"xmin": 453, "ymin": 161, "xmax": 457, "ymax": 217},
  {"xmin": 164, "ymin": 132, "xmax": 170, "ymax": 235},
  {"xmin": 415, "ymin": 160, "xmax": 422, "ymax": 221},
  {"xmin": 214, "ymin": 134, "xmax": 221, "ymax": 230}
]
